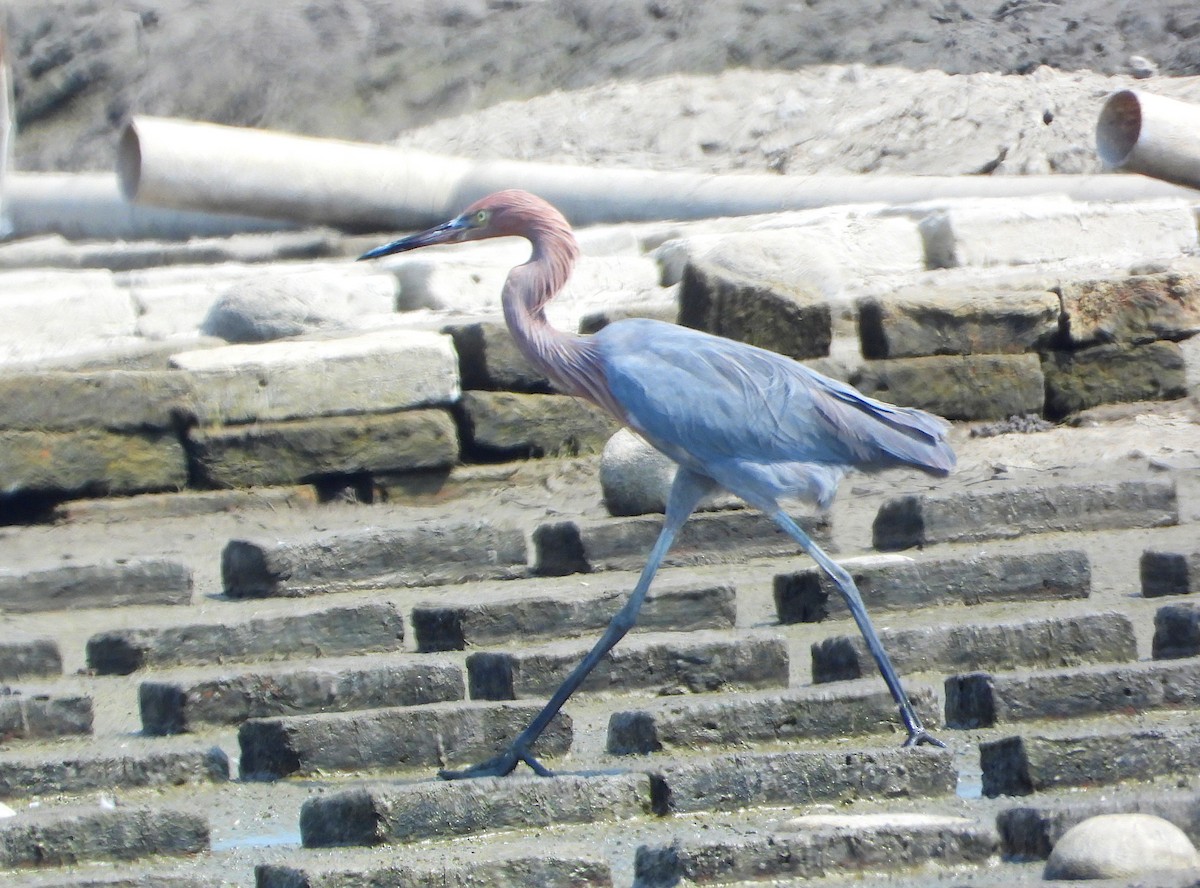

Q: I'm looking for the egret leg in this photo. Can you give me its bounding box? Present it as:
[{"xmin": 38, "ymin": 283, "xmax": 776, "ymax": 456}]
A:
[
  {"xmin": 771, "ymin": 510, "xmax": 944, "ymax": 748},
  {"xmin": 439, "ymin": 468, "xmax": 719, "ymax": 780}
]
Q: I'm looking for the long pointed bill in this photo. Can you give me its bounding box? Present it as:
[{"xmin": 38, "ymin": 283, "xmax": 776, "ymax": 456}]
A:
[{"xmin": 358, "ymin": 216, "xmax": 469, "ymax": 261}]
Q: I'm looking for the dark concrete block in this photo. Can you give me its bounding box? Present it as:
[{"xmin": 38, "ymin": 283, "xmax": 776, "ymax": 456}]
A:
[
  {"xmin": 0, "ymin": 559, "xmax": 192, "ymax": 614},
  {"xmin": 776, "ymin": 550, "xmax": 1090, "ymax": 624},
  {"xmin": 1143, "ymin": 549, "xmax": 1200, "ymax": 597},
  {"xmin": 1042, "ymin": 341, "xmax": 1187, "ymax": 419},
  {"xmin": 0, "ymin": 805, "xmax": 208, "ymax": 868},
  {"xmin": 0, "ymin": 636, "xmax": 62, "ymax": 680},
  {"xmin": 1153, "ymin": 603, "xmax": 1200, "ymax": 660},
  {"xmin": 873, "ymin": 479, "xmax": 1176, "ymax": 550},
  {"xmin": 258, "ymin": 854, "xmax": 613, "ymax": 888},
  {"xmin": 443, "ymin": 320, "xmax": 551, "ymax": 392},
  {"xmin": 468, "ymin": 634, "xmax": 788, "ymax": 700},
  {"xmin": 814, "ymin": 611, "xmax": 1134, "ymax": 682},
  {"xmin": 852, "ymin": 353, "xmax": 1045, "ymax": 421},
  {"xmin": 456, "ymin": 390, "xmax": 618, "ymax": 460},
  {"xmin": 238, "ymin": 702, "xmax": 571, "ymax": 778},
  {"xmin": 0, "ymin": 745, "xmax": 229, "ymax": 798},
  {"xmin": 0, "ymin": 693, "xmax": 92, "ymax": 741}
]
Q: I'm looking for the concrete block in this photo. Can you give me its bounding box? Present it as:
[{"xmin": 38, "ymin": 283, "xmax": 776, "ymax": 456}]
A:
[
  {"xmin": 0, "ymin": 429, "xmax": 188, "ymax": 499},
  {"xmin": 776, "ymin": 550, "xmax": 1090, "ymax": 623},
  {"xmin": 0, "ymin": 693, "xmax": 92, "ymax": 741},
  {"xmin": 873, "ymin": 478, "xmax": 1177, "ymax": 550},
  {"xmin": 814, "ymin": 611, "xmax": 1135, "ymax": 683},
  {"xmin": 981, "ymin": 726, "xmax": 1200, "ymax": 796},
  {"xmin": 607, "ymin": 682, "xmax": 940, "ymax": 754},
  {"xmin": 0, "ymin": 805, "xmax": 208, "ymax": 868},
  {"xmin": 140, "ymin": 659, "xmax": 463, "ymax": 734},
  {"xmin": 0, "ymin": 269, "xmax": 136, "ymax": 366},
  {"xmin": 189, "ymin": 408, "xmax": 459, "ymax": 488},
  {"xmin": 87, "ymin": 602, "xmax": 404, "ymax": 675},
  {"xmin": 456, "ymin": 390, "xmax": 618, "ymax": 459},
  {"xmin": 258, "ymin": 853, "xmax": 613, "ymax": 888},
  {"xmin": 635, "ymin": 813, "xmax": 997, "ymax": 883},
  {"xmin": 444, "ymin": 320, "xmax": 551, "ymax": 392},
  {"xmin": 169, "ymin": 329, "xmax": 459, "ymax": 425},
  {"xmin": 921, "ymin": 199, "xmax": 1199, "ymax": 269},
  {"xmin": 858, "ymin": 286, "xmax": 1059, "ymax": 358},
  {"xmin": 947, "ymin": 656, "xmax": 1200, "ymax": 728},
  {"xmin": 0, "ymin": 559, "xmax": 192, "ymax": 615},
  {"xmin": 238, "ymin": 702, "xmax": 570, "ymax": 778},
  {"xmin": 1060, "ymin": 272, "xmax": 1200, "ymax": 346},
  {"xmin": 0, "ymin": 745, "xmax": 229, "ymax": 798},
  {"xmin": 652, "ymin": 746, "xmax": 955, "ymax": 814},
  {"xmin": 0, "ymin": 637, "xmax": 62, "ymax": 680},
  {"xmin": 1153, "ymin": 603, "xmax": 1200, "ymax": 660},
  {"xmin": 413, "ymin": 581, "xmax": 735, "ymax": 652},
  {"xmin": 221, "ymin": 521, "xmax": 527, "ymax": 597},
  {"xmin": 851, "ymin": 353, "xmax": 1045, "ymax": 420},
  {"xmin": 0, "ymin": 371, "xmax": 197, "ymax": 432},
  {"xmin": 300, "ymin": 773, "xmax": 651, "ymax": 846},
  {"xmin": 1143, "ymin": 549, "xmax": 1200, "ymax": 597},
  {"xmin": 1042, "ymin": 341, "xmax": 1187, "ymax": 418},
  {"xmin": 467, "ymin": 634, "xmax": 788, "ymax": 701}
]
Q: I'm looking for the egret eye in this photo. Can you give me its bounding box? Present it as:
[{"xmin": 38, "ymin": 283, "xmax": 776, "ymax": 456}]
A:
[{"xmin": 473, "ymin": 210, "xmax": 490, "ymax": 226}]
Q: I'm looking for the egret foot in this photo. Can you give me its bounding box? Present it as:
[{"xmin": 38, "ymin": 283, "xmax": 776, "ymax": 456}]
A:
[
  {"xmin": 904, "ymin": 727, "xmax": 947, "ymax": 749},
  {"xmin": 438, "ymin": 746, "xmax": 554, "ymax": 781}
]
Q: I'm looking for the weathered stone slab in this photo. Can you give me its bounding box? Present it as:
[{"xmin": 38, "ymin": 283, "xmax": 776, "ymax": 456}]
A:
[
  {"xmin": 814, "ymin": 611, "xmax": 1134, "ymax": 683},
  {"xmin": 653, "ymin": 746, "xmax": 955, "ymax": 814},
  {"xmin": 87, "ymin": 602, "xmax": 404, "ymax": 675},
  {"xmin": 851, "ymin": 353, "xmax": 1045, "ymax": 420},
  {"xmin": 947, "ymin": 656, "xmax": 1200, "ymax": 728},
  {"xmin": 0, "ymin": 745, "xmax": 229, "ymax": 799},
  {"xmin": 169, "ymin": 330, "xmax": 458, "ymax": 425},
  {"xmin": 444, "ymin": 320, "xmax": 550, "ymax": 392},
  {"xmin": 534, "ymin": 509, "xmax": 829, "ymax": 576},
  {"xmin": 1153, "ymin": 603, "xmax": 1200, "ymax": 660},
  {"xmin": 0, "ymin": 559, "xmax": 192, "ymax": 615},
  {"xmin": 0, "ymin": 636, "xmax": 62, "ymax": 680},
  {"xmin": 981, "ymin": 726, "xmax": 1200, "ymax": 796},
  {"xmin": 468, "ymin": 634, "xmax": 788, "ymax": 701},
  {"xmin": 776, "ymin": 550, "xmax": 1090, "ymax": 623},
  {"xmin": 873, "ymin": 479, "xmax": 1177, "ymax": 550},
  {"xmin": 238, "ymin": 702, "xmax": 570, "ymax": 778},
  {"xmin": 921, "ymin": 199, "xmax": 1199, "ymax": 269},
  {"xmin": 0, "ymin": 693, "xmax": 92, "ymax": 742},
  {"xmin": 189, "ymin": 408, "xmax": 459, "ymax": 489},
  {"xmin": 258, "ymin": 853, "xmax": 613, "ymax": 888},
  {"xmin": 858, "ymin": 286, "xmax": 1059, "ymax": 358},
  {"xmin": 607, "ymin": 682, "xmax": 939, "ymax": 754},
  {"xmin": 1143, "ymin": 548, "xmax": 1200, "ymax": 598},
  {"xmin": 0, "ymin": 370, "xmax": 197, "ymax": 432},
  {"xmin": 0, "ymin": 805, "xmax": 208, "ymax": 868},
  {"xmin": 635, "ymin": 813, "xmax": 998, "ymax": 884},
  {"xmin": 0, "ymin": 429, "xmax": 188, "ymax": 498},
  {"xmin": 412, "ymin": 581, "xmax": 736, "ymax": 652},
  {"xmin": 221, "ymin": 521, "xmax": 527, "ymax": 597},
  {"xmin": 300, "ymin": 773, "xmax": 651, "ymax": 846},
  {"xmin": 0, "ymin": 269, "xmax": 136, "ymax": 366},
  {"xmin": 1042, "ymin": 341, "xmax": 1187, "ymax": 418},
  {"xmin": 140, "ymin": 659, "xmax": 463, "ymax": 734},
  {"xmin": 456, "ymin": 390, "xmax": 618, "ymax": 459},
  {"xmin": 1059, "ymin": 273, "xmax": 1200, "ymax": 346}
]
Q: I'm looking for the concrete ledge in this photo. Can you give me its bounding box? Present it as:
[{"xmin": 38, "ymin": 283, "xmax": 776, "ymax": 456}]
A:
[
  {"xmin": 0, "ymin": 370, "xmax": 197, "ymax": 432},
  {"xmin": 444, "ymin": 320, "xmax": 552, "ymax": 392},
  {"xmin": 0, "ymin": 559, "xmax": 192, "ymax": 614},
  {"xmin": 1143, "ymin": 548, "xmax": 1200, "ymax": 597},
  {"xmin": 0, "ymin": 637, "xmax": 62, "ymax": 680},
  {"xmin": 1041, "ymin": 341, "xmax": 1187, "ymax": 418},
  {"xmin": 851, "ymin": 353, "xmax": 1045, "ymax": 420},
  {"xmin": 1059, "ymin": 273, "xmax": 1200, "ymax": 346},
  {"xmin": 0, "ymin": 805, "xmax": 208, "ymax": 868},
  {"xmin": 0, "ymin": 745, "xmax": 229, "ymax": 799},
  {"xmin": 456, "ymin": 390, "xmax": 618, "ymax": 459},
  {"xmin": 258, "ymin": 851, "xmax": 612, "ymax": 888},
  {"xmin": 0, "ymin": 429, "xmax": 188, "ymax": 499},
  {"xmin": 0, "ymin": 693, "xmax": 92, "ymax": 741},
  {"xmin": 1153, "ymin": 603, "xmax": 1200, "ymax": 660}
]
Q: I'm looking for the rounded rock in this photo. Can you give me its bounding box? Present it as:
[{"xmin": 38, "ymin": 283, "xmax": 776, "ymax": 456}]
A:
[
  {"xmin": 1044, "ymin": 813, "xmax": 1200, "ymax": 880},
  {"xmin": 599, "ymin": 428, "xmax": 676, "ymax": 517}
]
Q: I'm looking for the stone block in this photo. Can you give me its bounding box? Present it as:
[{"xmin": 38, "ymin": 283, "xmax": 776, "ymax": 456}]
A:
[
  {"xmin": 467, "ymin": 634, "xmax": 788, "ymax": 701},
  {"xmin": 456, "ymin": 390, "xmax": 618, "ymax": 459},
  {"xmin": 238, "ymin": 702, "xmax": 570, "ymax": 778},
  {"xmin": 0, "ymin": 370, "xmax": 197, "ymax": 432},
  {"xmin": 412, "ymin": 581, "xmax": 735, "ymax": 652},
  {"xmin": 980, "ymin": 726, "xmax": 1200, "ymax": 796},
  {"xmin": 652, "ymin": 746, "xmax": 955, "ymax": 814},
  {"xmin": 1060, "ymin": 273, "xmax": 1200, "ymax": 346},
  {"xmin": 140, "ymin": 659, "xmax": 463, "ymax": 734},
  {"xmin": 169, "ymin": 329, "xmax": 459, "ymax": 425},
  {"xmin": 851, "ymin": 353, "xmax": 1045, "ymax": 420},
  {"xmin": 0, "ymin": 745, "xmax": 229, "ymax": 798},
  {"xmin": 0, "ymin": 805, "xmax": 208, "ymax": 868},
  {"xmin": 873, "ymin": 478, "xmax": 1176, "ymax": 550},
  {"xmin": 0, "ymin": 429, "xmax": 188, "ymax": 498},
  {"xmin": 189, "ymin": 408, "xmax": 458, "ymax": 488},
  {"xmin": 858, "ymin": 286, "xmax": 1059, "ymax": 358},
  {"xmin": 0, "ymin": 637, "xmax": 62, "ymax": 680},
  {"xmin": 1143, "ymin": 549, "xmax": 1200, "ymax": 597},
  {"xmin": 0, "ymin": 269, "xmax": 136, "ymax": 366},
  {"xmin": 87, "ymin": 602, "xmax": 404, "ymax": 675},
  {"xmin": 0, "ymin": 693, "xmax": 92, "ymax": 741},
  {"xmin": 776, "ymin": 550, "xmax": 1090, "ymax": 623},
  {"xmin": 258, "ymin": 853, "xmax": 613, "ymax": 888},
  {"xmin": 444, "ymin": 320, "xmax": 550, "ymax": 392},
  {"xmin": 221, "ymin": 521, "xmax": 527, "ymax": 597},
  {"xmin": 300, "ymin": 773, "xmax": 651, "ymax": 846},
  {"xmin": 946, "ymin": 656, "xmax": 1200, "ymax": 728},
  {"xmin": 814, "ymin": 611, "xmax": 1134, "ymax": 682},
  {"xmin": 0, "ymin": 559, "xmax": 192, "ymax": 615},
  {"xmin": 607, "ymin": 682, "xmax": 939, "ymax": 754},
  {"xmin": 1042, "ymin": 341, "xmax": 1187, "ymax": 418},
  {"xmin": 1153, "ymin": 603, "xmax": 1200, "ymax": 660}
]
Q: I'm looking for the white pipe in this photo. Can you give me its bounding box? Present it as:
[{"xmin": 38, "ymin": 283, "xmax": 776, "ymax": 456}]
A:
[
  {"xmin": 1096, "ymin": 90, "xmax": 1200, "ymax": 191},
  {"xmin": 119, "ymin": 116, "xmax": 1199, "ymax": 233}
]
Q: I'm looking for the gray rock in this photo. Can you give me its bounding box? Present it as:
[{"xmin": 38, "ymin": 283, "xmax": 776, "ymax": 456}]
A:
[
  {"xmin": 1044, "ymin": 813, "xmax": 1200, "ymax": 880},
  {"xmin": 599, "ymin": 427, "xmax": 676, "ymax": 516}
]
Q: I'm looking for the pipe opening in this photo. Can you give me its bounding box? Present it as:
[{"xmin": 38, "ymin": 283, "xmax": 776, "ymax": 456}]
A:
[
  {"xmin": 1096, "ymin": 90, "xmax": 1142, "ymax": 168},
  {"xmin": 117, "ymin": 122, "xmax": 143, "ymax": 201}
]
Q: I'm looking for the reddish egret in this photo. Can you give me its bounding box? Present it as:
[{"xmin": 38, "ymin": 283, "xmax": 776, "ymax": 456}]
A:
[{"xmin": 362, "ymin": 190, "xmax": 955, "ymax": 780}]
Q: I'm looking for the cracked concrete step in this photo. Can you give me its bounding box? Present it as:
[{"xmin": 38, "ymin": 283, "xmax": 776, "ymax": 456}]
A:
[
  {"xmin": 0, "ymin": 691, "xmax": 92, "ymax": 741},
  {"xmin": 0, "ymin": 742, "xmax": 228, "ymax": 799},
  {"xmin": 237, "ymin": 700, "xmax": 571, "ymax": 779},
  {"xmin": 467, "ymin": 632, "xmax": 788, "ymax": 701},
  {"xmin": 138, "ymin": 654, "xmax": 464, "ymax": 734},
  {"xmin": 0, "ymin": 558, "xmax": 193, "ymax": 614},
  {"xmin": 813, "ymin": 610, "xmax": 1137, "ymax": 683},
  {"xmin": 607, "ymin": 680, "xmax": 940, "ymax": 754}
]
